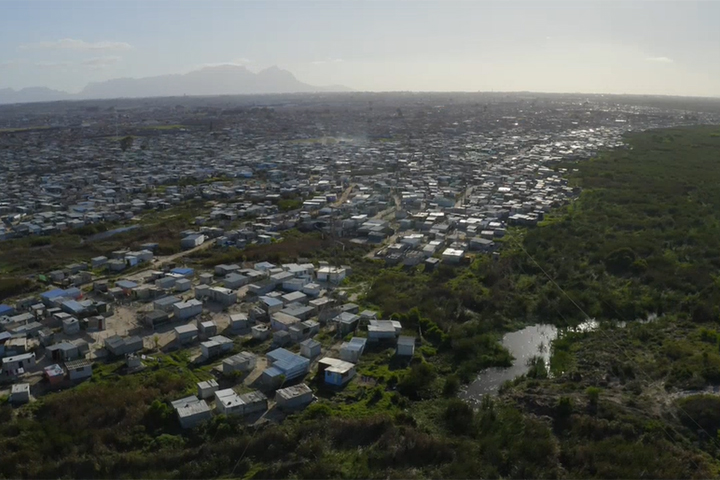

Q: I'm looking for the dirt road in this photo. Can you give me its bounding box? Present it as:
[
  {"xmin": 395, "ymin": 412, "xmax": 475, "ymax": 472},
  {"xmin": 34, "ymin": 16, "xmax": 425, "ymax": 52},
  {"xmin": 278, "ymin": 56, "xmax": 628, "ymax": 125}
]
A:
[{"xmin": 332, "ymin": 183, "xmax": 356, "ymax": 207}]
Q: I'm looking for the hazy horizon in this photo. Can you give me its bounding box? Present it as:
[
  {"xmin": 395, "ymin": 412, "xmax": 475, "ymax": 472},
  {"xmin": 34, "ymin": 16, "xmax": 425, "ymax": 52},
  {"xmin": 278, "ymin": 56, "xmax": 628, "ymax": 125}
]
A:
[{"xmin": 2, "ymin": 0, "xmax": 719, "ymax": 97}]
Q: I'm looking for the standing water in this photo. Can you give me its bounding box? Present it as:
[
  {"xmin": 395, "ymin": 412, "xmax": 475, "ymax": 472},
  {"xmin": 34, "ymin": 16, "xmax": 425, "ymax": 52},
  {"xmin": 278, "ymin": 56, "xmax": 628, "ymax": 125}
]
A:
[{"xmin": 460, "ymin": 321, "xmax": 600, "ymax": 403}]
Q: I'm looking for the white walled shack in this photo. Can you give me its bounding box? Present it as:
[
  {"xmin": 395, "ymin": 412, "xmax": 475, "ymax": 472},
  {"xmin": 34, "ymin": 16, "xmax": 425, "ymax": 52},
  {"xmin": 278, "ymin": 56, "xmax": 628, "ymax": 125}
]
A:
[
  {"xmin": 223, "ymin": 351, "xmax": 257, "ymax": 375},
  {"xmin": 197, "ymin": 379, "xmax": 219, "ymax": 399},
  {"xmin": 275, "ymin": 383, "xmax": 313, "ymax": 411},
  {"xmin": 214, "ymin": 388, "xmax": 244, "ymax": 416},
  {"xmin": 174, "ymin": 324, "xmax": 199, "ymax": 345},
  {"xmin": 10, "ymin": 383, "xmax": 30, "ymax": 404},
  {"xmin": 66, "ymin": 359, "xmax": 93, "ymax": 381},
  {"xmin": 172, "ymin": 396, "xmax": 212, "ymax": 429},
  {"xmin": 173, "ymin": 299, "xmax": 203, "ymax": 320},
  {"xmin": 229, "ymin": 313, "xmax": 249, "ymax": 332}
]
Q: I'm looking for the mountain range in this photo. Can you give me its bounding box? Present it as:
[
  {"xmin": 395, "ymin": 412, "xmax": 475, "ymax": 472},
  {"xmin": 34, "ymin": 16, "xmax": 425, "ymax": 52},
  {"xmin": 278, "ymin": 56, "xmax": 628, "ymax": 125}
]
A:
[{"xmin": 0, "ymin": 65, "xmax": 351, "ymax": 104}]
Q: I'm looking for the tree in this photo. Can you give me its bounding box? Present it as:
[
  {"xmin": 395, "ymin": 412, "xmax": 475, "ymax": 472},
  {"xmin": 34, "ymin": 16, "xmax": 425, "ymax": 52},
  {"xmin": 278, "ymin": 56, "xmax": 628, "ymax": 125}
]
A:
[{"xmin": 120, "ymin": 135, "xmax": 134, "ymax": 152}]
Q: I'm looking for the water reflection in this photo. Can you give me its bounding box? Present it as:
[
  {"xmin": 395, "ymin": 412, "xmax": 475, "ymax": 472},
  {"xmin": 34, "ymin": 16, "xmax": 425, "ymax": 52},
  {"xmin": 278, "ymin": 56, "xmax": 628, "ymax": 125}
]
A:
[{"xmin": 460, "ymin": 319, "xmax": 601, "ymax": 402}]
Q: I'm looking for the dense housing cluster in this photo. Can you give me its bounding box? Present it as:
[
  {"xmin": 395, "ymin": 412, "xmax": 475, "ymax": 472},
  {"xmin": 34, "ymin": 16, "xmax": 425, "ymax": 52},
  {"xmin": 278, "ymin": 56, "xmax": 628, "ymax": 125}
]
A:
[{"xmin": 0, "ymin": 91, "xmax": 717, "ymax": 430}]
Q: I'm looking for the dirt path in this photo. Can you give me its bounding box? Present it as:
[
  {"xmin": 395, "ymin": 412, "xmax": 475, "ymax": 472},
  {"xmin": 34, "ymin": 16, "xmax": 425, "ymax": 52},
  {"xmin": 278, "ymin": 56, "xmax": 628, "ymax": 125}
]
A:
[
  {"xmin": 364, "ymin": 233, "xmax": 399, "ymax": 260},
  {"xmin": 100, "ymin": 238, "xmax": 217, "ymax": 283},
  {"xmin": 332, "ymin": 183, "xmax": 356, "ymax": 207}
]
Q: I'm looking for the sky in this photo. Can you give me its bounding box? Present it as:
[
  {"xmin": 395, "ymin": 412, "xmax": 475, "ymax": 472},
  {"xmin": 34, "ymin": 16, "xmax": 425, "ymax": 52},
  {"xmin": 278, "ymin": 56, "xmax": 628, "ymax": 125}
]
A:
[{"xmin": 0, "ymin": 0, "xmax": 718, "ymax": 96}]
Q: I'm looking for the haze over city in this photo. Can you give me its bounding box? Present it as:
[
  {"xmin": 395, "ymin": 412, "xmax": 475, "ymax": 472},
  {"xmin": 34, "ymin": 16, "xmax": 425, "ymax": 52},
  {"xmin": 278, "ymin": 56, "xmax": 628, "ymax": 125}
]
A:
[{"xmin": 1, "ymin": 0, "xmax": 719, "ymax": 97}]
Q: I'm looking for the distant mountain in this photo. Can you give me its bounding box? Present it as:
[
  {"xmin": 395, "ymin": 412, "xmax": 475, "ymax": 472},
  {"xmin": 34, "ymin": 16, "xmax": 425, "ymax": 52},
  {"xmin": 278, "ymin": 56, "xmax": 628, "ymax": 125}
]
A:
[
  {"xmin": 0, "ymin": 66, "xmax": 351, "ymax": 104},
  {"xmin": 0, "ymin": 87, "xmax": 71, "ymax": 104}
]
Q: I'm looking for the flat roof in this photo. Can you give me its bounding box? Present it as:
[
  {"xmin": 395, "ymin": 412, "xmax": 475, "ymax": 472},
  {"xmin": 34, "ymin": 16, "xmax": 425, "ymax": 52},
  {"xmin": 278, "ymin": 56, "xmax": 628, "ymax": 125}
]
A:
[{"xmin": 275, "ymin": 383, "xmax": 312, "ymax": 400}]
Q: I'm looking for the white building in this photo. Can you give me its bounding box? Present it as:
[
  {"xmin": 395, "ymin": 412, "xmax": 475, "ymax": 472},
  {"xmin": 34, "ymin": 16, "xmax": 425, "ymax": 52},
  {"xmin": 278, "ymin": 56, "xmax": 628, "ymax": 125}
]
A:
[
  {"xmin": 223, "ymin": 351, "xmax": 257, "ymax": 376},
  {"xmin": 275, "ymin": 383, "xmax": 313, "ymax": 410},
  {"xmin": 10, "ymin": 383, "xmax": 30, "ymax": 404},
  {"xmin": 397, "ymin": 336, "xmax": 416, "ymax": 356},
  {"xmin": 174, "ymin": 324, "xmax": 199, "ymax": 345},
  {"xmin": 442, "ymin": 248, "xmax": 465, "ymax": 264},
  {"xmin": 172, "ymin": 396, "xmax": 212, "ymax": 429},
  {"xmin": 173, "ymin": 299, "xmax": 203, "ymax": 320},
  {"xmin": 316, "ymin": 266, "xmax": 346, "ymax": 283},
  {"xmin": 66, "ymin": 359, "xmax": 93, "ymax": 381},
  {"xmin": 214, "ymin": 388, "xmax": 244, "ymax": 416},
  {"xmin": 197, "ymin": 379, "xmax": 219, "ymax": 400}
]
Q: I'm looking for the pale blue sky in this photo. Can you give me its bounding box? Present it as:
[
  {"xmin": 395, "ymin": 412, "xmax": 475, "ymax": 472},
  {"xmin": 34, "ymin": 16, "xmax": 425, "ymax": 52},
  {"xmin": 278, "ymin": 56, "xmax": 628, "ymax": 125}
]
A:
[{"xmin": 1, "ymin": 0, "xmax": 718, "ymax": 96}]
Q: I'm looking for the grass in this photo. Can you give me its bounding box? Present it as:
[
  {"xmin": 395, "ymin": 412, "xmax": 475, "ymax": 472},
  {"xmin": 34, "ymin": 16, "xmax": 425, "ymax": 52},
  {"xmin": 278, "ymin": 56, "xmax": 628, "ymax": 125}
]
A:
[
  {"xmin": 0, "ymin": 126, "xmax": 52, "ymax": 133},
  {"xmin": 141, "ymin": 124, "xmax": 187, "ymax": 130}
]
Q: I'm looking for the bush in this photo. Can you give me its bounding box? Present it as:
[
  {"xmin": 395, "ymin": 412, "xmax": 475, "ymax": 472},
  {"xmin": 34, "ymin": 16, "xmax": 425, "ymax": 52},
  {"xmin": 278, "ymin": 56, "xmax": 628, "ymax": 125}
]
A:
[
  {"xmin": 398, "ymin": 362, "xmax": 437, "ymax": 399},
  {"xmin": 443, "ymin": 399, "xmax": 475, "ymax": 435},
  {"xmin": 586, "ymin": 387, "xmax": 601, "ymax": 408},
  {"xmin": 557, "ymin": 396, "xmax": 573, "ymax": 418},
  {"xmin": 442, "ymin": 375, "xmax": 461, "ymax": 397}
]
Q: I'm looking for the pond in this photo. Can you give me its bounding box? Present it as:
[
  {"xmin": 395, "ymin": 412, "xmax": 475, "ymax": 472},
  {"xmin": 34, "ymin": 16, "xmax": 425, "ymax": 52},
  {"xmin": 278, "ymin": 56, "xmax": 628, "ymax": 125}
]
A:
[
  {"xmin": 460, "ymin": 320, "xmax": 599, "ymax": 403},
  {"xmin": 460, "ymin": 324, "xmax": 557, "ymax": 403}
]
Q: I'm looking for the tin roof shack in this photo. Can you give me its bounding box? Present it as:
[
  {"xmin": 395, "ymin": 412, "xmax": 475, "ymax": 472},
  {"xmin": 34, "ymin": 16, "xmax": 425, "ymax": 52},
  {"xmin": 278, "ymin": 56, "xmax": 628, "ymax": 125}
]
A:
[
  {"xmin": 442, "ymin": 248, "xmax": 465, "ymax": 264},
  {"xmin": 173, "ymin": 299, "xmax": 203, "ymax": 320},
  {"xmin": 261, "ymin": 348, "xmax": 310, "ymax": 388},
  {"xmin": 10, "ymin": 383, "xmax": 30, "ymax": 405},
  {"xmin": 155, "ymin": 276, "xmax": 177, "ymax": 290},
  {"xmin": 175, "ymin": 278, "xmax": 192, "ymax": 293},
  {"xmin": 181, "ymin": 234, "xmax": 205, "ymax": 250},
  {"xmin": 223, "ymin": 351, "xmax": 257, "ymax": 376},
  {"xmin": 46, "ymin": 341, "xmax": 81, "ymax": 362},
  {"xmin": 215, "ymin": 264, "xmax": 241, "ymax": 276},
  {"xmin": 62, "ymin": 316, "xmax": 80, "ymax": 335},
  {"xmin": 2, "ymin": 352, "xmax": 36, "ymax": 378},
  {"xmin": 251, "ymin": 324, "xmax": 270, "ymax": 341},
  {"xmin": 199, "ymin": 320, "xmax": 218, "ymax": 339},
  {"xmin": 223, "ymin": 273, "xmax": 249, "ymax": 289},
  {"xmin": 238, "ymin": 391, "xmax": 268, "ymax": 416},
  {"xmin": 397, "ymin": 336, "xmax": 416, "ymax": 357},
  {"xmin": 207, "ymin": 287, "xmax": 237, "ymax": 307},
  {"xmin": 154, "ymin": 296, "xmax": 180, "ymax": 312},
  {"xmin": 281, "ymin": 291, "xmax": 308, "ymax": 306},
  {"xmin": 197, "ymin": 379, "xmax": 219, "ymax": 400},
  {"xmin": 0, "ymin": 304, "xmax": 15, "ymax": 318},
  {"xmin": 214, "ymin": 388, "xmax": 244, "ymax": 416},
  {"xmin": 271, "ymin": 312, "xmax": 301, "ymax": 332},
  {"xmin": 302, "ymin": 282, "xmax": 321, "ymax": 297},
  {"xmin": 66, "ymin": 359, "xmax": 93, "ymax": 381},
  {"xmin": 318, "ymin": 357, "xmax": 357, "ymax": 387},
  {"xmin": 172, "ymin": 396, "xmax": 212, "ymax": 429},
  {"xmin": 44, "ymin": 364, "xmax": 65, "ymax": 385},
  {"xmin": 275, "ymin": 383, "xmax": 313, "ymax": 411},
  {"xmin": 229, "ymin": 313, "xmax": 250, "ymax": 333},
  {"xmin": 4, "ymin": 336, "xmax": 27, "ymax": 357},
  {"xmin": 299, "ymin": 338, "xmax": 322, "ymax": 359},
  {"xmin": 288, "ymin": 320, "xmax": 317, "ymax": 343},
  {"xmin": 367, "ymin": 320, "xmax": 402, "ymax": 343},
  {"xmin": 260, "ymin": 296, "xmax": 284, "ymax": 314},
  {"xmin": 248, "ymin": 279, "xmax": 276, "ymax": 296},
  {"xmin": 200, "ymin": 335, "xmax": 233, "ymax": 360},
  {"xmin": 105, "ymin": 335, "xmax": 143, "ymax": 357},
  {"xmin": 340, "ymin": 337, "xmax": 367, "ymax": 363},
  {"xmin": 316, "ymin": 266, "xmax": 346, "ymax": 283},
  {"xmin": 175, "ymin": 324, "xmax": 199, "ymax": 345},
  {"xmin": 333, "ymin": 312, "xmax": 360, "ymax": 336},
  {"xmin": 143, "ymin": 310, "xmax": 170, "ymax": 329}
]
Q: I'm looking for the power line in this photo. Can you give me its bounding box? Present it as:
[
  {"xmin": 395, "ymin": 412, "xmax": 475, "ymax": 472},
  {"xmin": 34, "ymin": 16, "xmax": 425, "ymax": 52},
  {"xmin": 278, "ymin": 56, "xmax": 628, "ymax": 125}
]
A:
[{"xmin": 511, "ymin": 236, "xmax": 716, "ymax": 470}]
